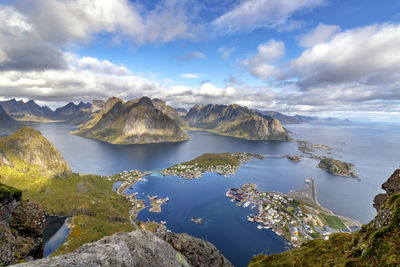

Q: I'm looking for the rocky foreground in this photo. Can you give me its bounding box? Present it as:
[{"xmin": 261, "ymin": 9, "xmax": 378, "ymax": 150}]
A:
[
  {"xmin": 16, "ymin": 230, "xmax": 232, "ymax": 267},
  {"xmin": 0, "ymin": 183, "xmax": 45, "ymax": 265}
]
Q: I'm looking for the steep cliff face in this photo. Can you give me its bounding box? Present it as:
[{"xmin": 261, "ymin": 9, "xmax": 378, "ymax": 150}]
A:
[
  {"xmin": 0, "ymin": 127, "xmax": 71, "ymax": 178},
  {"xmin": 72, "ymin": 96, "xmax": 189, "ymax": 144},
  {"xmin": 16, "ymin": 230, "xmax": 233, "ymax": 267},
  {"xmin": 185, "ymin": 104, "xmax": 289, "ymax": 141},
  {"xmin": 0, "ymin": 183, "xmax": 45, "ymax": 266},
  {"xmin": 152, "ymin": 98, "xmax": 185, "ymax": 125},
  {"xmin": 54, "ymin": 102, "xmax": 92, "ymax": 118},
  {"xmin": 249, "ymin": 169, "xmax": 400, "ymax": 266},
  {"xmin": 0, "ymin": 106, "xmax": 19, "ymax": 130}
]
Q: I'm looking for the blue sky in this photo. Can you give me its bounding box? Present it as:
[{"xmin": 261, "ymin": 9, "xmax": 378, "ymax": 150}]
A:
[{"xmin": 0, "ymin": 0, "xmax": 399, "ymax": 121}]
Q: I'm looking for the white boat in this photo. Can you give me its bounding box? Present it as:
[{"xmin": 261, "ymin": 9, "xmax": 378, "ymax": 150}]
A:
[{"xmin": 257, "ymin": 225, "xmax": 263, "ymax": 230}]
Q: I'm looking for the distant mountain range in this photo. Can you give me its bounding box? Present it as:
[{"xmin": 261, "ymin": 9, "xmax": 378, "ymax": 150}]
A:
[
  {"xmin": 185, "ymin": 104, "xmax": 290, "ymax": 141},
  {"xmin": 72, "ymin": 96, "xmax": 189, "ymax": 144},
  {"xmin": 254, "ymin": 109, "xmax": 349, "ymax": 124},
  {"xmin": 0, "ymin": 99, "xmax": 54, "ymax": 121},
  {"xmin": 0, "ymin": 97, "xmax": 349, "ymax": 143}
]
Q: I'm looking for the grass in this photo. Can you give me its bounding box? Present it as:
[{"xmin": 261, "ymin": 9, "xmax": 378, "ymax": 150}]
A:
[
  {"xmin": 321, "ymin": 214, "xmax": 347, "ymax": 230},
  {"xmin": 0, "ymin": 170, "xmax": 136, "ymax": 255},
  {"xmin": 181, "ymin": 153, "xmax": 240, "ymax": 167}
]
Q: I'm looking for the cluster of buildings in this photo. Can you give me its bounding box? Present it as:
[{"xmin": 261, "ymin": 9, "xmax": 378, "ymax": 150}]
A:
[
  {"xmin": 226, "ymin": 183, "xmax": 353, "ymax": 247},
  {"xmin": 163, "ymin": 162, "xmax": 238, "ymax": 179}
]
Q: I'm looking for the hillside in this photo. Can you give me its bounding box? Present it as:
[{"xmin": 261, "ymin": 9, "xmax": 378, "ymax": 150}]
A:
[
  {"xmin": 185, "ymin": 104, "xmax": 290, "ymax": 141},
  {"xmin": 0, "ymin": 128, "xmax": 136, "ymax": 258},
  {"xmin": 0, "ymin": 105, "xmax": 19, "ymax": 132},
  {"xmin": 0, "ymin": 127, "xmax": 71, "ymax": 178},
  {"xmin": 54, "ymin": 101, "xmax": 92, "ymax": 118},
  {"xmin": 0, "ymin": 99, "xmax": 55, "ymax": 121},
  {"xmin": 249, "ymin": 169, "xmax": 400, "ymax": 266},
  {"xmin": 72, "ymin": 96, "xmax": 189, "ymax": 144}
]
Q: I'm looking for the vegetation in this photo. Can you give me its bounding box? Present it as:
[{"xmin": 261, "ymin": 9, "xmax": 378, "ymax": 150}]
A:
[
  {"xmin": 321, "ymin": 214, "xmax": 347, "ymax": 230},
  {"xmin": 181, "ymin": 153, "xmax": 240, "ymax": 167},
  {"xmin": 0, "ymin": 127, "xmax": 135, "ymax": 255},
  {"xmin": 249, "ymin": 171, "xmax": 400, "ymax": 266}
]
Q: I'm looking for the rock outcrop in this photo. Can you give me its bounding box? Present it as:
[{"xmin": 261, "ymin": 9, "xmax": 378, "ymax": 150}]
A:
[
  {"xmin": 0, "ymin": 127, "xmax": 71, "ymax": 178},
  {"xmin": 0, "ymin": 183, "xmax": 45, "ymax": 265},
  {"xmin": 72, "ymin": 96, "xmax": 189, "ymax": 144},
  {"xmin": 185, "ymin": 104, "xmax": 290, "ymax": 141},
  {"xmin": 249, "ymin": 169, "xmax": 400, "ymax": 266},
  {"xmin": 158, "ymin": 232, "xmax": 233, "ymax": 267},
  {"xmin": 16, "ymin": 230, "xmax": 232, "ymax": 267},
  {"xmin": 318, "ymin": 157, "xmax": 358, "ymax": 177}
]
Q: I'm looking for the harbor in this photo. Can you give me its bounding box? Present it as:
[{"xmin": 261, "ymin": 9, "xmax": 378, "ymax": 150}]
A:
[{"xmin": 226, "ymin": 181, "xmax": 361, "ymax": 247}]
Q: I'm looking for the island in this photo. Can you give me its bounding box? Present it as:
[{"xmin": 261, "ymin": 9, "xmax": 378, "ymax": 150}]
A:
[
  {"xmin": 226, "ymin": 181, "xmax": 361, "ymax": 247},
  {"xmin": 72, "ymin": 96, "xmax": 189, "ymax": 144},
  {"xmin": 295, "ymin": 139, "xmax": 358, "ymax": 178},
  {"xmin": 184, "ymin": 103, "xmax": 290, "ymax": 141},
  {"xmin": 162, "ymin": 152, "xmax": 264, "ymax": 179},
  {"xmin": 318, "ymin": 157, "xmax": 358, "ymax": 178}
]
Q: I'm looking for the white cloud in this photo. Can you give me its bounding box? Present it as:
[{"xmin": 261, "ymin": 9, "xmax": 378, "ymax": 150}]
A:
[
  {"xmin": 0, "ymin": 1, "xmax": 203, "ymax": 71},
  {"xmin": 181, "ymin": 73, "xmax": 204, "ymax": 79},
  {"xmin": 298, "ymin": 23, "xmax": 341, "ymax": 47},
  {"xmin": 76, "ymin": 57, "xmax": 131, "ymax": 75},
  {"xmin": 241, "ymin": 39, "xmax": 285, "ymax": 81},
  {"xmin": 218, "ymin": 46, "xmax": 235, "ymax": 60},
  {"xmin": 15, "ymin": 0, "xmax": 201, "ymax": 45},
  {"xmin": 213, "ymin": 0, "xmax": 326, "ymax": 33},
  {"xmin": 291, "ymin": 23, "xmax": 400, "ymax": 88}
]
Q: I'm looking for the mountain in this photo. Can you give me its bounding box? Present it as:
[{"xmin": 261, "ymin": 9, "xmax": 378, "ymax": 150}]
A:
[
  {"xmin": 0, "ymin": 105, "xmax": 19, "ymax": 129},
  {"xmin": 255, "ymin": 109, "xmax": 349, "ymax": 125},
  {"xmin": 152, "ymin": 98, "xmax": 185, "ymax": 125},
  {"xmin": 185, "ymin": 104, "xmax": 290, "ymax": 141},
  {"xmin": 0, "ymin": 127, "xmax": 71, "ymax": 178},
  {"xmin": 15, "ymin": 230, "xmax": 232, "ymax": 267},
  {"xmin": 249, "ymin": 169, "xmax": 400, "ymax": 266},
  {"xmin": 65, "ymin": 100, "xmax": 104, "ymax": 125},
  {"xmin": 0, "ymin": 99, "xmax": 54, "ymax": 121},
  {"xmin": 54, "ymin": 102, "xmax": 92, "ymax": 118},
  {"xmin": 72, "ymin": 96, "xmax": 189, "ymax": 144},
  {"xmin": 176, "ymin": 108, "xmax": 188, "ymax": 117}
]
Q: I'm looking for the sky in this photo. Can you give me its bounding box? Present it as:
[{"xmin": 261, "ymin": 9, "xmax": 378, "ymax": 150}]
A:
[{"xmin": 0, "ymin": 0, "xmax": 399, "ymax": 121}]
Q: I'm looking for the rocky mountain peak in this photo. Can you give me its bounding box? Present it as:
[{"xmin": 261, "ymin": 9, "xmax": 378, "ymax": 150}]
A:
[{"xmin": 134, "ymin": 96, "xmax": 154, "ymax": 108}]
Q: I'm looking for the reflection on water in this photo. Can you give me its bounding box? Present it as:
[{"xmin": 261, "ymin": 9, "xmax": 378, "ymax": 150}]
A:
[{"xmin": 43, "ymin": 217, "xmax": 70, "ymax": 257}]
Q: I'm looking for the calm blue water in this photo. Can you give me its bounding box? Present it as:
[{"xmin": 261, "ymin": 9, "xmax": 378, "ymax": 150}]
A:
[
  {"xmin": 32, "ymin": 121, "xmax": 400, "ymax": 266},
  {"xmin": 43, "ymin": 217, "xmax": 71, "ymax": 257}
]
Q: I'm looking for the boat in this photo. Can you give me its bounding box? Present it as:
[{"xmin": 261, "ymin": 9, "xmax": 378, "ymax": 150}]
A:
[
  {"xmin": 257, "ymin": 225, "xmax": 263, "ymax": 230},
  {"xmin": 230, "ymin": 199, "xmax": 235, "ymax": 202}
]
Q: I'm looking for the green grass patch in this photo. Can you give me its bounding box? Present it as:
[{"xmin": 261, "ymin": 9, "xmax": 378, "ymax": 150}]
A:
[
  {"xmin": 181, "ymin": 153, "xmax": 240, "ymax": 167},
  {"xmin": 321, "ymin": 214, "xmax": 347, "ymax": 230}
]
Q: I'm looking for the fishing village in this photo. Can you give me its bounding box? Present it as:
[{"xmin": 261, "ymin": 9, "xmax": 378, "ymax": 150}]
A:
[{"xmin": 226, "ymin": 181, "xmax": 361, "ymax": 247}]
